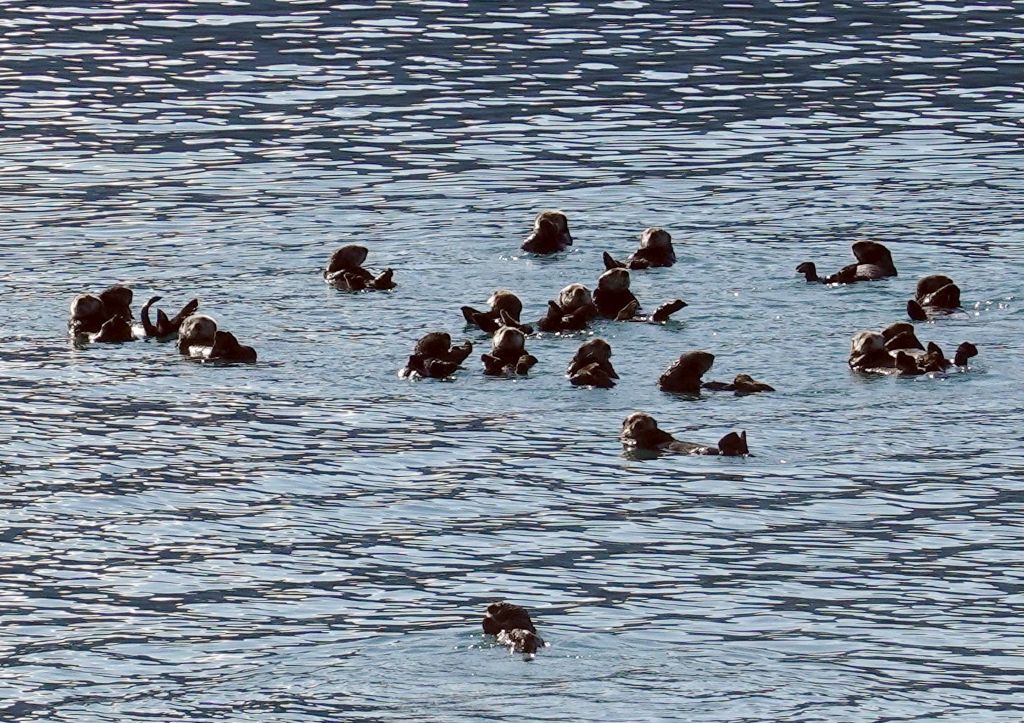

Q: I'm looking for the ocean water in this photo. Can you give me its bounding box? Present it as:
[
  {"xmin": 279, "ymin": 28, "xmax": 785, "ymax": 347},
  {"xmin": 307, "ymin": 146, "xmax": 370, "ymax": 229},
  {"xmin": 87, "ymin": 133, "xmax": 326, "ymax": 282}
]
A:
[{"xmin": 1, "ymin": 1, "xmax": 1023, "ymax": 720}]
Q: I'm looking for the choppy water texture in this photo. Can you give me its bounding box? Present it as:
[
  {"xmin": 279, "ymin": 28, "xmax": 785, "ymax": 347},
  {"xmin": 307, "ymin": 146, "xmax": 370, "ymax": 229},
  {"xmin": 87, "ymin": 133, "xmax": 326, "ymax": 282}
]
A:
[{"xmin": 1, "ymin": 1, "xmax": 1023, "ymax": 720}]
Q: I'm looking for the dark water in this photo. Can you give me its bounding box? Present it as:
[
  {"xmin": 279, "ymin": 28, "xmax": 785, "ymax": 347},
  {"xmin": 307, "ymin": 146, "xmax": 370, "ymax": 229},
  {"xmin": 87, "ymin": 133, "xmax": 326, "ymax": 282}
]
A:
[{"xmin": 2, "ymin": 1, "xmax": 1023, "ymax": 720}]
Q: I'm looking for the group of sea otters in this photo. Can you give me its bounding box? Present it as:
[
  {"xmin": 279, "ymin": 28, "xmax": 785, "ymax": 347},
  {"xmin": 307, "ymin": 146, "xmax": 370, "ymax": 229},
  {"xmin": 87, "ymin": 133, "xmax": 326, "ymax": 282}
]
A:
[{"xmin": 68, "ymin": 211, "xmax": 980, "ymax": 656}]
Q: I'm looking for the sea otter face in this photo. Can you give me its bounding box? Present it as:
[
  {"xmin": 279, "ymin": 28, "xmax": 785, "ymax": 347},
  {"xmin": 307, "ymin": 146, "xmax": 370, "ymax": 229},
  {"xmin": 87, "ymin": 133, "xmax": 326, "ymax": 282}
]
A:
[
  {"xmin": 99, "ymin": 284, "xmax": 133, "ymax": 312},
  {"xmin": 598, "ymin": 268, "xmax": 630, "ymax": 292},
  {"xmin": 326, "ymin": 245, "xmax": 369, "ymax": 273},
  {"xmin": 70, "ymin": 294, "xmax": 103, "ymax": 321},
  {"xmin": 492, "ymin": 326, "xmax": 525, "ymax": 356},
  {"xmin": 881, "ymin": 322, "xmax": 914, "ymax": 342},
  {"xmin": 414, "ymin": 331, "xmax": 452, "ymax": 358},
  {"xmin": 523, "ymin": 210, "xmax": 572, "ymax": 252},
  {"xmin": 488, "ymin": 290, "xmax": 523, "ymax": 319},
  {"xmin": 558, "ymin": 283, "xmax": 592, "ymax": 312},
  {"xmin": 639, "ymin": 227, "xmax": 672, "ymax": 251},
  {"xmin": 852, "ymin": 240, "xmax": 894, "ymax": 268},
  {"xmin": 916, "ymin": 274, "xmax": 955, "ymax": 300},
  {"xmin": 850, "ymin": 331, "xmax": 884, "ymax": 358},
  {"xmin": 179, "ymin": 314, "xmax": 218, "ymax": 347},
  {"xmin": 621, "ymin": 412, "xmax": 659, "ymax": 442},
  {"xmin": 578, "ymin": 338, "xmax": 611, "ymax": 363},
  {"xmin": 672, "ymin": 351, "xmax": 715, "ymax": 378}
]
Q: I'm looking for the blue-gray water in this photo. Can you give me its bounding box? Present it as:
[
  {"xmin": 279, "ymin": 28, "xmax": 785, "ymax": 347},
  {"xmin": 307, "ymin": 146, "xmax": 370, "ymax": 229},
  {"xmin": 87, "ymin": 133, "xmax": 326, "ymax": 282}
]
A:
[{"xmin": 2, "ymin": 1, "xmax": 1023, "ymax": 720}]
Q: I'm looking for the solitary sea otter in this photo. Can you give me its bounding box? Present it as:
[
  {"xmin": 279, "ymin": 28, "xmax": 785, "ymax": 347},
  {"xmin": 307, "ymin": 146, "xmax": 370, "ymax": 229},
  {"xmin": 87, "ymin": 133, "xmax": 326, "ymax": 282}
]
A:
[
  {"xmin": 481, "ymin": 326, "xmax": 537, "ymax": 376},
  {"xmin": 566, "ymin": 338, "xmax": 618, "ymax": 388},
  {"xmin": 594, "ymin": 269, "xmax": 686, "ymax": 322},
  {"xmin": 907, "ymin": 274, "xmax": 962, "ymax": 321},
  {"xmin": 537, "ymin": 283, "xmax": 600, "ymax": 333},
  {"xmin": 399, "ymin": 331, "xmax": 473, "ymax": 379},
  {"xmin": 178, "ymin": 315, "xmax": 257, "ymax": 363},
  {"xmin": 482, "ymin": 602, "xmax": 545, "ymax": 655},
  {"xmin": 797, "ymin": 241, "xmax": 897, "ymax": 284},
  {"xmin": 658, "ymin": 351, "xmax": 716, "ymax": 393},
  {"xmin": 602, "ymin": 227, "xmax": 676, "ymax": 270},
  {"xmin": 521, "ymin": 210, "xmax": 573, "ymax": 254},
  {"xmin": 621, "ymin": 412, "xmax": 749, "ymax": 456},
  {"xmin": 324, "ymin": 245, "xmax": 396, "ymax": 291},
  {"xmin": 461, "ymin": 290, "xmax": 533, "ymax": 335}
]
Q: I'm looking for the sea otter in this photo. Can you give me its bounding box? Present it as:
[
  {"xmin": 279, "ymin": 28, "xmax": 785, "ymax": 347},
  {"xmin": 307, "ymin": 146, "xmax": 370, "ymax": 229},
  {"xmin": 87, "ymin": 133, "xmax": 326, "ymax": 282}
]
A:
[
  {"xmin": 567, "ymin": 338, "xmax": 618, "ymax": 388},
  {"xmin": 594, "ymin": 269, "xmax": 686, "ymax": 322},
  {"xmin": 603, "ymin": 227, "xmax": 676, "ymax": 270},
  {"xmin": 797, "ymin": 241, "xmax": 897, "ymax": 284},
  {"xmin": 906, "ymin": 274, "xmax": 962, "ymax": 321},
  {"xmin": 482, "ymin": 602, "xmax": 545, "ymax": 655},
  {"xmin": 658, "ymin": 351, "xmax": 716, "ymax": 394},
  {"xmin": 537, "ymin": 283, "xmax": 600, "ymax": 333},
  {"xmin": 521, "ymin": 210, "xmax": 573, "ymax": 254},
  {"xmin": 399, "ymin": 331, "xmax": 473, "ymax": 379},
  {"xmin": 481, "ymin": 326, "xmax": 537, "ymax": 376},
  {"xmin": 324, "ymin": 245, "xmax": 396, "ymax": 291},
  {"xmin": 461, "ymin": 290, "xmax": 533, "ymax": 335},
  {"xmin": 208, "ymin": 330, "xmax": 258, "ymax": 363},
  {"xmin": 702, "ymin": 373, "xmax": 776, "ymax": 396},
  {"xmin": 621, "ymin": 412, "xmax": 749, "ymax": 456}
]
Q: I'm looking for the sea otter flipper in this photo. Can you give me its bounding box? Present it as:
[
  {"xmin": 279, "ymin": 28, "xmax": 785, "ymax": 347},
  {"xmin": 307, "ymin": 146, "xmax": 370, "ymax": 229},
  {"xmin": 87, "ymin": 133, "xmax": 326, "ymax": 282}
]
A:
[
  {"xmin": 796, "ymin": 261, "xmax": 820, "ymax": 283},
  {"xmin": 141, "ymin": 296, "xmax": 161, "ymax": 337},
  {"xmin": 717, "ymin": 431, "xmax": 749, "ymax": 456},
  {"xmin": 602, "ymin": 251, "xmax": 625, "ymax": 270},
  {"xmin": 156, "ymin": 309, "xmax": 173, "ymax": 336},
  {"xmin": 907, "ymin": 299, "xmax": 928, "ymax": 321},
  {"xmin": 651, "ymin": 299, "xmax": 687, "ymax": 322},
  {"xmin": 615, "ymin": 300, "xmax": 639, "ymax": 321},
  {"xmin": 169, "ymin": 298, "xmax": 200, "ymax": 329}
]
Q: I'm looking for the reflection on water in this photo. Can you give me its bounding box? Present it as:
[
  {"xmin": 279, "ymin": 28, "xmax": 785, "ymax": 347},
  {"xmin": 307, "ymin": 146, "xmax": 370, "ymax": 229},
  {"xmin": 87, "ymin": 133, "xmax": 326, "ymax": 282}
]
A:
[{"xmin": 1, "ymin": 1, "xmax": 1023, "ymax": 720}]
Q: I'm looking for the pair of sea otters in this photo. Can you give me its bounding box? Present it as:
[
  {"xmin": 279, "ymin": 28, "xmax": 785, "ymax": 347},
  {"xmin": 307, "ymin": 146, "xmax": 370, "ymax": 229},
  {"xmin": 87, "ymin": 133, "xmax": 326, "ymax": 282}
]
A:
[
  {"xmin": 849, "ymin": 322, "xmax": 977, "ymax": 376},
  {"xmin": 69, "ymin": 285, "xmax": 197, "ymax": 343},
  {"xmin": 323, "ymin": 245, "xmax": 395, "ymax": 291},
  {"xmin": 658, "ymin": 351, "xmax": 774, "ymax": 396},
  {"xmin": 797, "ymin": 243, "xmax": 966, "ymax": 316},
  {"xmin": 462, "ymin": 280, "xmax": 685, "ymax": 338},
  {"xmin": 483, "ymin": 602, "xmax": 544, "ymax": 655},
  {"xmin": 398, "ymin": 327, "xmax": 535, "ymax": 379},
  {"xmin": 520, "ymin": 211, "xmax": 678, "ymax": 272},
  {"xmin": 68, "ymin": 285, "xmax": 256, "ymax": 362}
]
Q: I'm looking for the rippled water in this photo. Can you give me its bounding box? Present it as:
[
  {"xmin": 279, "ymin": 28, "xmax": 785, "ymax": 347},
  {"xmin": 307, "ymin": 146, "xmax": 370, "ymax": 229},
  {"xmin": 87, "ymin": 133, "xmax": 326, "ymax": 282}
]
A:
[{"xmin": 2, "ymin": 1, "xmax": 1023, "ymax": 720}]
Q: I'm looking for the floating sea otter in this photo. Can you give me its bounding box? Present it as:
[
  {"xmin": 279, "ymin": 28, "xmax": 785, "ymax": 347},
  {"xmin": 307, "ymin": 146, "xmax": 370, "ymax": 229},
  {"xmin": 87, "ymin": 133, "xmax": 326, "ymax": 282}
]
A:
[
  {"xmin": 482, "ymin": 602, "xmax": 545, "ymax": 655},
  {"xmin": 906, "ymin": 274, "xmax": 962, "ymax": 321},
  {"xmin": 461, "ymin": 290, "xmax": 533, "ymax": 335},
  {"xmin": 324, "ymin": 245, "xmax": 396, "ymax": 291},
  {"xmin": 481, "ymin": 326, "xmax": 537, "ymax": 376},
  {"xmin": 593, "ymin": 269, "xmax": 686, "ymax": 322},
  {"xmin": 848, "ymin": 327, "xmax": 976, "ymax": 375},
  {"xmin": 537, "ymin": 283, "xmax": 599, "ymax": 333},
  {"xmin": 399, "ymin": 332, "xmax": 473, "ymax": 379},
  {"xmin": 566, "ymin": 338, "xmax": 618, "ymax": 388},
  {"xmin": 621, "ymin": 412, "xmax": 749, "ymax": 456},
  {"xmin": 658, "ymin": 351, "xmax": 773, "ymax": 395},
  {"xmin": 178, "ymin": 315, "xmax": 257, "ymax": 363},
  {"xmin": 602, "ymin": 227, "xmax": 676, "ymax": 270},
  {"xmin": 521, "ymin": 210, "xmax": 573, "ymax": 255},
  {"xmin": 797, "ymin": 241, "xmax": 897, "ymax": 284}
]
